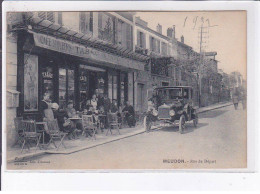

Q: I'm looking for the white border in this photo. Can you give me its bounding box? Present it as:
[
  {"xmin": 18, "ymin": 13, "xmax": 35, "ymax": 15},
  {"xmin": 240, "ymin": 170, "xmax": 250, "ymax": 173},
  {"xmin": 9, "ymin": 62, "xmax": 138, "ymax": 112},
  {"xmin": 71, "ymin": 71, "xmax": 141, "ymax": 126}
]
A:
[{"xmin": 2, "ymin": 1, "xmax": 260, "ymax": 190}]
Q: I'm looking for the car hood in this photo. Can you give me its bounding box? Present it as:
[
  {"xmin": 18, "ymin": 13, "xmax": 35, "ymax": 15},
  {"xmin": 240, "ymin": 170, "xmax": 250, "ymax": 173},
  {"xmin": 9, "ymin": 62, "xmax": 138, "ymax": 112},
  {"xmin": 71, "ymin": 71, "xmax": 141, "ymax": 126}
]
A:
[{"xmin": 159, "ymin": 100, "xmax": 182, "ymax": 108}]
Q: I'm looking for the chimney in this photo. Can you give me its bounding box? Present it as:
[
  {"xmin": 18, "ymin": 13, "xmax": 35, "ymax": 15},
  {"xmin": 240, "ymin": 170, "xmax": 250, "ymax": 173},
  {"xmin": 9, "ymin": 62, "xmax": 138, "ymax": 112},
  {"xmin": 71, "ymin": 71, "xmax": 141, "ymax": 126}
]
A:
[
  {"xmin": 172, "ymin": 25, "xmax": 176, "ymax": 39},
  {"xmin": 156, "ymin": 23, "xmax": 162, "ymax": 34},
  {"xmin": 167, "ymin": 25, "xmax": 176, "ymax": 39},
  {"xmin": 181, "ymin": 35, "xmax": 184, "ymax": 43},
  {"xmin": 167, "ymin": 27, "xmax": 173, "ymax": 38}
]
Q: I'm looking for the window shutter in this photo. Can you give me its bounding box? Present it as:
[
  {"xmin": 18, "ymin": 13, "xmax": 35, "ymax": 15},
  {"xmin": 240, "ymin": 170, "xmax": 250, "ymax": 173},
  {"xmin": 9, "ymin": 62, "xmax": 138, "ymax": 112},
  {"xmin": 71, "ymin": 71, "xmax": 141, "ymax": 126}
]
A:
[
  {"xmin": 126, "ymin": 24, "xmax": 131, "ymax": 50},
  {"xmin": 157, "ymin": 40, "xmax": 160, "ymax": 53},
  {"xmin": 79, "ymin": 12, "xmax": 86, "ymax": 33},
  {"xmin": 142, "ymin": 33, "xmax": 146, "ymax": 49},
  {"xmin": 89, "ymin": 12, "xmax": 93, "ymax": 32},
  {"xmin": 150, "ymin": 36, "xmax": 153, "ymax": 51},
  {"xmin": 47, "ymin": 12, "xmax": 54, "ymax": 23},
  {"xmin": 38, "ymin": 12, "xmax": 46, "ymax": 20},
  {"xmin": 98, "ymin": 13, "xmax": 102, "ymax": 30},
  {"xmin": 137, "ymin": 31, "xmax": 141, "ymax": 47},
  {"xmin": 58, "ymin": 12, "xmax": 62, "ymax": 25}
]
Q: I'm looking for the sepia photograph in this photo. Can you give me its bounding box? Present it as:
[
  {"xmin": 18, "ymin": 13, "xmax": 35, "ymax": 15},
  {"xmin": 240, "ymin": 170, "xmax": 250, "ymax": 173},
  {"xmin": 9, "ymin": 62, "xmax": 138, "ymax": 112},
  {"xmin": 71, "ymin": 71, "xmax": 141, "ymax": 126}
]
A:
[{"xmin": 4, "ymin": 10, "xmax": 247, "ymax": 170}]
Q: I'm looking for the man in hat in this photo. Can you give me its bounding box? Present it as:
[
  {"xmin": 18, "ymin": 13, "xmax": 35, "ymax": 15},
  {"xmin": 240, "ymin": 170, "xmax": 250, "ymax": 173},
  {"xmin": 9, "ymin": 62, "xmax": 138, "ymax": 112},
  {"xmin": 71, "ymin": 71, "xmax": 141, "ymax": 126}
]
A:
[{"xmin": 52, "ymin": 103, "xmax": 74, "ymax": 139}]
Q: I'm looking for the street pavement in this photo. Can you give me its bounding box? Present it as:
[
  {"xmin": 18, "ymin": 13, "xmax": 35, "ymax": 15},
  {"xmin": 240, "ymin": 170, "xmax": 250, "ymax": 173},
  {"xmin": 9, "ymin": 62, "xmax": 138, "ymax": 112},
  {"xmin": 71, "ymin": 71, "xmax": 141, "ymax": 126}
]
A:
[{"xmin": 9, "ymin": 104, "xmax": 247, "ymax": 170}]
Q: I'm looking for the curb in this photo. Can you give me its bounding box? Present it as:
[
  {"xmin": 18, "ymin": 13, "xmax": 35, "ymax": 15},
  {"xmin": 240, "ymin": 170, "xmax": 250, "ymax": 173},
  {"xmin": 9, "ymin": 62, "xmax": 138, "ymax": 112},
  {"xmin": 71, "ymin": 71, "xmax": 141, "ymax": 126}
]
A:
[
  {"xmin": 7, "ymin": 129, "xmax": 146, "ymax": 163},
  {"xmin": 8, "ymin": 102, "xmax": 232, "ymax": 163},
  {"xmin": 197, "ymin": 102, "xmax": 232, "ymax": 114}
]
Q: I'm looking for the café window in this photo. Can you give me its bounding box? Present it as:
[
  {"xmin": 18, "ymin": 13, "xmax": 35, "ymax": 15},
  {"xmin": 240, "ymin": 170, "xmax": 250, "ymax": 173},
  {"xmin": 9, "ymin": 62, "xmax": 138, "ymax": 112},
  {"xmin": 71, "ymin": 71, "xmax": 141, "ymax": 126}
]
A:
[
  {"xmin": 79, "ymin": 12, "xmax": 93, "ymax": 35},
  {"xmin": 24, "ymin": 54, "xmax": 38, "ymax": 112},
  {"xmin": 59, "ymin": 68, "xmax": 75, "ymax": 109},
  {"xmin": 79, "ymin": 66, "xmax": 88, "ymax": 110},
  {"xmin": 108, "ymin": 72, "xmax": 118, "ymax": 101},
  {"xmin": 42, "ymin": 66, "xmax": 54, "ymax": 101},
  {"xmin": 117, "ymin": 19, "xmax": 133, "ymax": 50},
  {"xmin": 120, "ymin": 72, "xmax": 128, "ymax": 105},
  {"xmin": 98, "ymin": 12, "xmax": 115, "ymax": 43}
]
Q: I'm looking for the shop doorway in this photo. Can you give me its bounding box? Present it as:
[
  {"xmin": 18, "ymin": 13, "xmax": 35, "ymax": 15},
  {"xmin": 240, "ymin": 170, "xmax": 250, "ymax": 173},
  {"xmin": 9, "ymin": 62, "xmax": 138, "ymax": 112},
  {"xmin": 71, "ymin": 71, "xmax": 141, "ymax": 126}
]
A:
[
  {"xmin": 137, "ymin": 83, "xmax": 145, "ymax": 112},
  {"xmin": 88, "ymin": 71, "xmax": 97, "ymax": 99}
]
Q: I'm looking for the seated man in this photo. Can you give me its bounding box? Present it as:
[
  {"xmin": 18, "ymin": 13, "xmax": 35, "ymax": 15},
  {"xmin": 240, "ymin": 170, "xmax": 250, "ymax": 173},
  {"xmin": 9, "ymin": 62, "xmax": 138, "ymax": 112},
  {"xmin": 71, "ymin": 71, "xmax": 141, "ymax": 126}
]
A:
[
  {"xmin": 122, "ymin": 101, "xmax": 136, "ymax": 127},
  {"xmin": 66, "ymin": 101, "xmax": 83, "ymax": 135},
  {"xmin": 110, "ymin": 99, "xmax": 122, "ymax": 128},
  {"xmin": 52, "ymin": 103, "xmax": 74, "ymax": 139}
]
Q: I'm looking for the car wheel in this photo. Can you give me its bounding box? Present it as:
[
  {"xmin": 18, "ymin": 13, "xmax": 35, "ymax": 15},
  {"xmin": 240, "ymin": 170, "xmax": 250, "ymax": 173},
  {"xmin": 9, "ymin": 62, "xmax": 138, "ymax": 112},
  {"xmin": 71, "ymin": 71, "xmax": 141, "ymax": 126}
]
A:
[
  {"xmin": 179, "ymin": 115, "xmax": 186, "ymax": 134},
  {"xmin": 144, "ymin": 116, "xmax": 152, "ymax": 132},
  {"xmin": 193, "ymin": 114, "xmax": 198, "ymax": 127}
]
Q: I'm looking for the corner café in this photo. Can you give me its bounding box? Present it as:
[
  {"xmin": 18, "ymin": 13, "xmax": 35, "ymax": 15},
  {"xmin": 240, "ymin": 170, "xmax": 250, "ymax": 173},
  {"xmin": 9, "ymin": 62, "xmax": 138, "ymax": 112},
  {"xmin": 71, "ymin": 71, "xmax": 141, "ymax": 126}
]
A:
[{"xmin": 16, "ymin": 20, "xmax": 147, "ymax": 121}]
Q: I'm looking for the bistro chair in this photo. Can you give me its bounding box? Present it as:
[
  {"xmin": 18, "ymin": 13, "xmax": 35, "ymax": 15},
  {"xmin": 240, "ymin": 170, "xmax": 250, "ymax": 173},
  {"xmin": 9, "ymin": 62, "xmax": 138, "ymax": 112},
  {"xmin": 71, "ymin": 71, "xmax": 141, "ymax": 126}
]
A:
[
  {"xmin": 106, "ymin": 113, "xmax": 120, "ymax": 136},
  {"xmin": 82, "ymin": 115, "xmax": 97, "ymax": 140},
  {"xmin": 14, "ymin": 117, "xmax": 24, "ymax": 147},
  {"xmin": 21, "ymin": 120, "xmax": 42, "ymax": 153},
  {"xmin": 46, "ymin": 119, "xmax": 67, "ymax": 150}
]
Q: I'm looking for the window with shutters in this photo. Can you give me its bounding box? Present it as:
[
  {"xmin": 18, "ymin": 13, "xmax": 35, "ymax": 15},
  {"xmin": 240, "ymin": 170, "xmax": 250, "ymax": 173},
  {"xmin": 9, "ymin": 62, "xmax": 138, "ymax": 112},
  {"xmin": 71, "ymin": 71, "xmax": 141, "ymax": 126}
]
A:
[
  {"xmin": 79, "ymin": 12, "xmax": 93, "ymax": 35},
  {"xmin": 37, "ymin": 12, "xmax": 55, "ymax": 23},
  {"xmin": 150, "ymin": 36, "xmax": 156, "ymax": 52},
  {"xmin": 162, "ymin": 42, "xmax": 167, "ymax": 56},
  {"xmin": 157, "ymin": 40, "xmax": 160, "ymax": 53},
  {"xmin": 98, "ymin": 12, "xmax": 115, "ymax": 43},
  {"xmin": 137, "ymin": 31, "xmax": 146, "ymax": 49}
]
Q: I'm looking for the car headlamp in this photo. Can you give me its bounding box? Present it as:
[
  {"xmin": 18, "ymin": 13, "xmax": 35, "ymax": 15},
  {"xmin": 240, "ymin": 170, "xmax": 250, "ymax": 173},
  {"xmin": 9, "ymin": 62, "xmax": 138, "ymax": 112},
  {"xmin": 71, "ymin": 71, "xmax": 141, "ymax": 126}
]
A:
[
  {"xmin": 153, "ymin": 110, "xmax": 158, "ymax": 116},
  {"xmin": 169, "ymin": 110, "xmax": 175, "ymax": 116}
]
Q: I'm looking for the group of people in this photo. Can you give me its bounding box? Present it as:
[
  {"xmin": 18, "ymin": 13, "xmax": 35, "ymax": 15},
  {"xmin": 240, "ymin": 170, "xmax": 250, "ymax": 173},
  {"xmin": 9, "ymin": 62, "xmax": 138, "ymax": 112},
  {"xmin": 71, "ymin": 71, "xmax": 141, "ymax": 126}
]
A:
[
  {"xmin": 80, "ymin": 93, "xmax": 136, "ymax": 128},
  {"xmin": 39, "ymin": 92, "xmax": 136, "ymax": 141}
]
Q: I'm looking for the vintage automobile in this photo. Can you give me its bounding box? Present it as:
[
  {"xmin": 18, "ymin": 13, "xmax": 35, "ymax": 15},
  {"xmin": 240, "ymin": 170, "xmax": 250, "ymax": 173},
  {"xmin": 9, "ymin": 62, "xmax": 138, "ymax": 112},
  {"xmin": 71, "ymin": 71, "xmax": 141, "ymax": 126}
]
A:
[{"xmin": 144, "ymin": 86, "xmax": 198, "ymax": 134}]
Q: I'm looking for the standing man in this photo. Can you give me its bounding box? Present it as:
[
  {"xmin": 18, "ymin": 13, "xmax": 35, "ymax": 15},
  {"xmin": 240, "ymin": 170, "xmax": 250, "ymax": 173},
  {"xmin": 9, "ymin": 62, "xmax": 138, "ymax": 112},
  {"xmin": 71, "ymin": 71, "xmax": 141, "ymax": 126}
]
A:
[{"xmin": 122, "ymin": 101, "xmax": 136, "ymax": 127}]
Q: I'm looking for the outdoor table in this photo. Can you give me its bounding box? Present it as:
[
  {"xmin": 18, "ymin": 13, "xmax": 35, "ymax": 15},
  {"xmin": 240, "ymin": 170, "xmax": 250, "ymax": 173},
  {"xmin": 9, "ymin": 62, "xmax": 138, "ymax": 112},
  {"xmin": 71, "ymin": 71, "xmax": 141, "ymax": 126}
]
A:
[
  {"xmin": 69, "ymin": 117, "xmax": 82, "ymax": 137},
  {"xmin": 98, "ymin": 114, "xmax": 106, "ymax": 130},
  {"xmin": 35, "ymin": 121, "xmax": 48, "ymax": 145}
]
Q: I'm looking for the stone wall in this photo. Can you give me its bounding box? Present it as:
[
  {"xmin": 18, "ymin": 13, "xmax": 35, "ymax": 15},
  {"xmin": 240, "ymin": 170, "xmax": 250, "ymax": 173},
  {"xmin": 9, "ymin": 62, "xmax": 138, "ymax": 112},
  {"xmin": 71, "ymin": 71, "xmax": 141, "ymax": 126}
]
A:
[{"xmin": 6, "ymin": 32, "xmax": 18, "ymax": 147}]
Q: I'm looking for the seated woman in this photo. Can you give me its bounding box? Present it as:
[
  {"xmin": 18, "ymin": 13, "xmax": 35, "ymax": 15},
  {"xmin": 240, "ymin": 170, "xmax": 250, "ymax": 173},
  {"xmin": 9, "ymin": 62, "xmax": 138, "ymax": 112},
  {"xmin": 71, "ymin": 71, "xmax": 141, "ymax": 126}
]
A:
[{"xmin": 122, "ymin": 101, "xmax": 136, "ymax": 128}]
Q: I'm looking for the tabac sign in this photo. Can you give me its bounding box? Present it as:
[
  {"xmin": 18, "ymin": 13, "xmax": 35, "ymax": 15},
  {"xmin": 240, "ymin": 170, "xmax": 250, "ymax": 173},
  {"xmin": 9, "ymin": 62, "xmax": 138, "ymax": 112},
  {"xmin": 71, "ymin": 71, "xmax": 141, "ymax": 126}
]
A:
[{"xmin": 31, "ymin": 31, "xmax": 144, "ymax": 71}]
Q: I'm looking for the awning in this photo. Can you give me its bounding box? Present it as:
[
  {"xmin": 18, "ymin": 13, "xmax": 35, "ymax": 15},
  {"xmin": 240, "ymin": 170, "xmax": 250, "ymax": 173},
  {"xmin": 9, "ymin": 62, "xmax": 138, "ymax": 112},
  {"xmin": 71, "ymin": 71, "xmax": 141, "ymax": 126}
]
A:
[{"xmin": 29, "ymin": 30, "xmax": 145, "ymax": 71}]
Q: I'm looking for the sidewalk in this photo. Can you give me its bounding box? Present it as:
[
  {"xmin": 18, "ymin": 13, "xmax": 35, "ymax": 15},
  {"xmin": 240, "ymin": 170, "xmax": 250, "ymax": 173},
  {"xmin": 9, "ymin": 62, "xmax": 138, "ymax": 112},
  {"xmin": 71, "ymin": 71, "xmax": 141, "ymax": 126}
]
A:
[{"xmin": 7, "ymin": 101, "xmax": 232, "ymax": 163}]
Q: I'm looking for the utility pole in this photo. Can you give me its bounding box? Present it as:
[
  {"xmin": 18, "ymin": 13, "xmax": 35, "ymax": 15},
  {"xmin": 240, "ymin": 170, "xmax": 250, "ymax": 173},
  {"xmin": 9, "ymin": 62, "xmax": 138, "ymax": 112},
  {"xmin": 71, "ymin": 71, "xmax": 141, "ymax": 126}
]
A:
[{"xmin": 198, "ymin": 24, "xmax": 203, "ymax": 107}]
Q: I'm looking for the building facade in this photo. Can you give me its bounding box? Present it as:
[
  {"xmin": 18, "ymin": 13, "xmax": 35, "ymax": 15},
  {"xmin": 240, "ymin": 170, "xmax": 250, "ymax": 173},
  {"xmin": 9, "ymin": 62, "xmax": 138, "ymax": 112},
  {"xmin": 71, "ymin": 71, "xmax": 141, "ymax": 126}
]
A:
[{"xmin": 6, "ymin": 12, "xmax": 148, "ymax": 146}]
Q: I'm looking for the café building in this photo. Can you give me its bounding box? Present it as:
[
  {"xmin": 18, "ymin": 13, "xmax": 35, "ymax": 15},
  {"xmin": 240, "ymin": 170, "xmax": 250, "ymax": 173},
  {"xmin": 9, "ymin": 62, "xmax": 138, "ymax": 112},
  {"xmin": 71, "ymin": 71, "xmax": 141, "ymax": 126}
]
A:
[{"xmin": 11, "ymin": 14, "xmax": 148, "ymax": 121}]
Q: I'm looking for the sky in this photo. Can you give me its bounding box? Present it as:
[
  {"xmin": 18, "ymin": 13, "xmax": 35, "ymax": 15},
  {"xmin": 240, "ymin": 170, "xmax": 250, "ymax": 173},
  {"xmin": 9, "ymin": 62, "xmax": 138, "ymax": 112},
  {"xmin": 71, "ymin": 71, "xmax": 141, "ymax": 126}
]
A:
[{"xmin": 136, "ymin": 11, "xmax": 247, "ymax": 79}]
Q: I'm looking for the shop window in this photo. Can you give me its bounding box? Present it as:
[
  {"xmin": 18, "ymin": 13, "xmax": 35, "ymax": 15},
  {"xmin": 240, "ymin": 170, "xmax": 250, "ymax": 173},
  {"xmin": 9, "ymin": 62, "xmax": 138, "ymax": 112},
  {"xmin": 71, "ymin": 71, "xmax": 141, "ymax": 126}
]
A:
[
  {"xmin": 24, "ymin": 54, "xmax": 38, "ymax": 112},
  {"xmin": 79, "ymin": 67, "xmax": 88, "ymax": 110},
  {"xmin": 108, "ymin": 73, "xmax": 118, "ymax": 101},
  {"xmin": 79, "ymin": 12, "xmax": 93, "ymax": 35},
  {"xmin": 42, "ymin": 66, "xmax": 54, "ymax": 101},
  {"xmin": 98, "ymin": 12, "xmax": 115, "ymax": 44},
  {"xmin": 59, "ymin": 68, "xmax": 75, "ymax": 110},
  {"xmin": 120, "ymin": 72, "xmax": 128, "ymax": 105}
]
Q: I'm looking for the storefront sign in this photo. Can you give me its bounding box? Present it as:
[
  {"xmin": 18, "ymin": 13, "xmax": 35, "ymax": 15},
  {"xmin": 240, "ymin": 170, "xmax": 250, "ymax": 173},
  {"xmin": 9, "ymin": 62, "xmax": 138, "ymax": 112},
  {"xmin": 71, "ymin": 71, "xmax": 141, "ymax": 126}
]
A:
[
  {"xmin": 42, "ymin": 71, "xmax": 53, "ymax": 79},
  {"xmin": 32, "ymin": 32, "xmax": 144, "ymax": 71}
]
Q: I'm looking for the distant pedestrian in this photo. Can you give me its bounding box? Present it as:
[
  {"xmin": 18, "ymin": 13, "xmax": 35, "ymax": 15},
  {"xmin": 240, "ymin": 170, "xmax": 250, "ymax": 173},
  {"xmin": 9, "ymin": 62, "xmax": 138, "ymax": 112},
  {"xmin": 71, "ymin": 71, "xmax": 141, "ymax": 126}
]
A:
[
  {"xmin": 232, "ymin": 93, "xmax": 239, "ymax": 110},
  {"xmin": 241, "ymin": 91, "xmax": 247, "ymax": 110}
]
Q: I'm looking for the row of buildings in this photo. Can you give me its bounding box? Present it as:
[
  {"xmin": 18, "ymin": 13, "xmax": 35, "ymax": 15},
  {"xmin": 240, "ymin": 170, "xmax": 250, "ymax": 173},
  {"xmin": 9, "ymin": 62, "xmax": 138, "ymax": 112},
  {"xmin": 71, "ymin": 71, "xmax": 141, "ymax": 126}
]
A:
[{"xmin": 6, "ymin": 12, "xmax": 233, "ymax": 145}]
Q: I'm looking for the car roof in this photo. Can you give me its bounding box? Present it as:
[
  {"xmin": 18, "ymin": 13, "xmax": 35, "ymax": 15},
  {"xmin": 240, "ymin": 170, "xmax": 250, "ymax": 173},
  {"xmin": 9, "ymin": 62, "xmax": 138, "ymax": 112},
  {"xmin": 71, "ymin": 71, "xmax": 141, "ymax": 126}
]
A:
[{"xmin": 155, "ymin": 86, "xmax": 192, "ymax": 90}]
